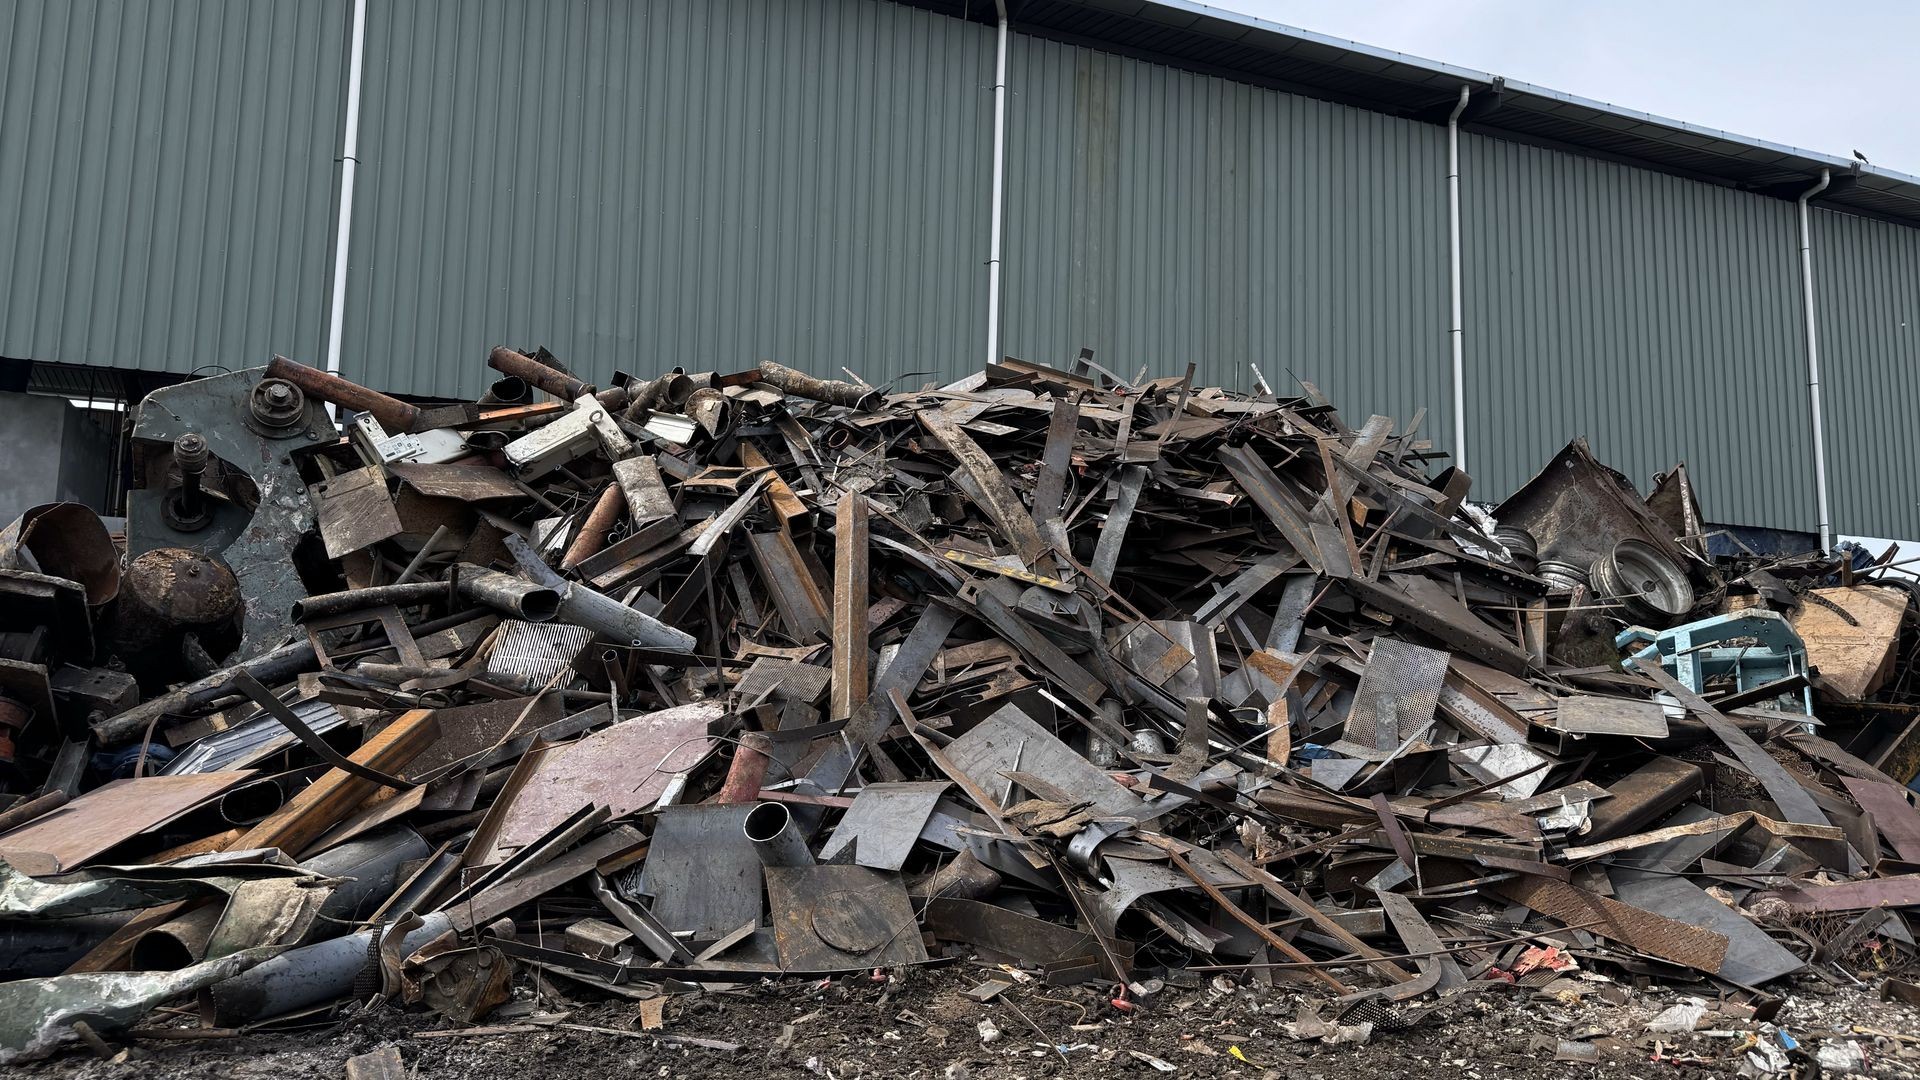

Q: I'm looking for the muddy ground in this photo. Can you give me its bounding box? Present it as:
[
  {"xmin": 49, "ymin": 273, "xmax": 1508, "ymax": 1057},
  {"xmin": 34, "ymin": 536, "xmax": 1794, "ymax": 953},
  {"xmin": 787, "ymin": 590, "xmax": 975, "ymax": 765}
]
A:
[{"xmin": 17, "ymin": 962, "xmax": 1920, "ymax": 1079}]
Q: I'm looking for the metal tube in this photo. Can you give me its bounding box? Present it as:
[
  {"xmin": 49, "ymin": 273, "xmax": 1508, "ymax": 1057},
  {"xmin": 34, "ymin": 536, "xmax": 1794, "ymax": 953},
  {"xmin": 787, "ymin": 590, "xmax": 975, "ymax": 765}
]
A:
[
  {"xmin": 755, "ymin": 361, "xmax": 881, "ymax": 411},
  {"xmin": 478, "ymin": 375, "xmax": 532, "ymax": 405},
  {"xmin": 560, "ymin": 483, "xmax": 625, "ymax": 570},
  {"xmin": 393, "ymin": 524, "xmax": 450, "ymax": 585},
  {"xmin": 488, "ymin": 346, "xmax": 588, "ymax": 402},
  {"xmin": 209, "ymin": 911, "xmax": 454, "ymax": 1025},
  {"xmin": 984, "ymin": 0, "xmax": 1009, "ymax": 369},
  {"xmin": 1798, "ymin": 167, "xmax": 1834, "ymax": 551},
  {"xmin": 266, "ymin": 355, "xmax": 420, "ymax": 433},
  {"xmin": 292, "ymin": 582, "xmax": 447, "ymax": 622},
  {"xmin": 1447, "ymin": 84, "xmax": 1470, "ymax": 475},
  {"xmin": 302, "ymin": 825, "xmax": 433, "ymax": 930},
  {"xmin": 323, "ymin": 0, "xmax": 368, "ymax": 380},
  {"xmin": 130, "ymin": 904, "xmax": 223, "ymax": 971},
  {"xmin": 714, "ymin": 733, "xmax": 771, "ymax": 804},
  {"xmin": 454, "ymin": 567, "xmax": 562, "ymax": 622},
  {"xmin": 217, "ymin": 778, "xmax": 287, "ymax": 825},
  {"xmin": 172, "ymin": 433, "xmax": 209, "ymax": 527},
  {"xmin": 504, "ymin": 535, "xmax": 695, "ymax": 651},
  {"xmin": 743, "ymin": 801, "xmax": 814, "ymax": 867}
]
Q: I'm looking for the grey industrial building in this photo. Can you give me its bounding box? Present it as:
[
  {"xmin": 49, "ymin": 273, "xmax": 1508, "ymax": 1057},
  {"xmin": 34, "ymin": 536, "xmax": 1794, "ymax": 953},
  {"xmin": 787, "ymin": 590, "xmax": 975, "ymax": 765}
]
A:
[{"xmin": 2, "ymin": 0, "xmax": 1917, "ymax": 539}]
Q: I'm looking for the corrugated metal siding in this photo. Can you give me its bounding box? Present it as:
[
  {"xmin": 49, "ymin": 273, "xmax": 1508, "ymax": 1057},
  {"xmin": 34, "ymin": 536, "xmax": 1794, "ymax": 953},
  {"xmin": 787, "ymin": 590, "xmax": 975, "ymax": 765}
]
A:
[
  {"xmin": 1813, "ymin": 208, "xmax": 1920, "ymax": 540},
  {"xmin": 1462, "ymin": 133, "xmax": 1816, "ymax": 530},
  {"xmin": 342, "ymin": 0, "xmax": 991, "ymax": 399},
  {"xmin": 1000, "ymin": 35, "xmax": 1451, "ymax": 438},
  {"xmin": 0, "ymin": 0, "xmax": 346, "ymax": 375}
]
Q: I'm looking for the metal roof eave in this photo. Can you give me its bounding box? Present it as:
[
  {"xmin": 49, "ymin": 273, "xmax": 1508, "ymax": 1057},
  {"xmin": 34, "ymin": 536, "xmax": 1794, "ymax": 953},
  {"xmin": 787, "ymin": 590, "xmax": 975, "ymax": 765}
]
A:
[{"xmin": 900, "ymin": 0, "xmax": 1920, "ymax": 228}]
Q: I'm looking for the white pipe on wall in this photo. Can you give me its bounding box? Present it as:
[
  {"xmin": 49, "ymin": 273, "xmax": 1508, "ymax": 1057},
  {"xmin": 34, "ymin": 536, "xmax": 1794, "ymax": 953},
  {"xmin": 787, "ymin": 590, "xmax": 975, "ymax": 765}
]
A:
[
  {"xmin": 1797, "ymin": 167, "xmax": 1834, "ymax": 551},
  {"xmin": 324, "ymin": 0, "xmax": 370, "ymax": 378},
  {"xmin": 984, "ymin": 0, "xmax": 1009, "ymax": 370},
  {"xmin": 1446, "ymin": 84, "xmax": 1470, "ymax": 475}
]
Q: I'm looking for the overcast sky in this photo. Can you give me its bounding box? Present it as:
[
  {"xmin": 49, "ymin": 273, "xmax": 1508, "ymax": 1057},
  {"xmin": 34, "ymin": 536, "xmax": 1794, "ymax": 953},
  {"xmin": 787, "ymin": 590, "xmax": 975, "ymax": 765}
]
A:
[{"xmin": 1208, "ymin": 1, "xmax": 1920, "ymax": 175}]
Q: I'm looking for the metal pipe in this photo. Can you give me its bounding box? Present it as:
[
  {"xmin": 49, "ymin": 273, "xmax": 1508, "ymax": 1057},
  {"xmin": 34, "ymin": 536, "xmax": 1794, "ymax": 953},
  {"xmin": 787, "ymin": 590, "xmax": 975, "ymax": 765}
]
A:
[
  {"xmin": 478, "ymin": 376, "xmax": 532, "ymax": 405},
  {"xmin": 755, "ymin": 361, "xmax": 881, "ymax": 411},
  {"xmin": 1797, "ymin": 167, "xmax": 1834, "ymax": 551},
  {"xmin": 266, "ymin": 355, "xmax": 420, "ymax": 433},
  {"xmin": 504, "ymin": 535, "xmax": 696, "ymax": 651},
  {"xmin": 560, "ymin": 483, "xmax": 625, "ymax": 570},
  {"xmin": 302, "ymin": 825, "xmax": 432, "ymax": 931},
  {"xmin": 323, "ymin": 0, "xmax": 368, "ymax": 378},
  {"xmin": 743, "ymin": 801, "xmax": 814, "ymax": 867},
  {"xmin": 1446, "ymin": 84, "xmax": 1470, "ymax": 475},
  {"xmin": 714, "ymin": 732, "xmax": 770, "ymax": 804},
  {"xmin": 290, "ymin": 570, "xmax": 558, "ymax": 623},
  {"xmin": 217, "ymin": 778, "xmax": 287, "ymax": 825},
  {"xmin": 984, "ymin": 0, "xmax": 1009, "ymax": 369},
  {"xmin": 210, "ymin": 911, "xmax": 454, "ymax": 1025},
  {"xmin": 488, "ymin": 346, "xmax": 588, "ymax": 402}
]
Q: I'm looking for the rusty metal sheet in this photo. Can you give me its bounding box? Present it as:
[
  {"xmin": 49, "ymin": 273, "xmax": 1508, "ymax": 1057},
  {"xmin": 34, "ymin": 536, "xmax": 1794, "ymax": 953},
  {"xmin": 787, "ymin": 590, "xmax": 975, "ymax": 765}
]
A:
[
  {"xmin": 1550, "ymin": 695, "xmax": 1670, "ymax": 739},
  {"xmin": 1610, "ymin": 871, "xmax": 1805, "ymax": 985},
  {"xmin": 387, "ymin": 462, "xmax": 524, "ymax": 502},
  {"xmin": 1769, "ymin": 874, "xmax": 1920, "ymax": 913},
  {"xmin": 309, "ymin": 465, "xmax": 404, "ymax": 559},
  {"xmin": 488, "ymin": 702, "xmax": 724, "ymax": 858},
  {"xmin": 1843, "ymin": 778, "xmax": 1920, "ymax": 863},
  {"xmin": 943, "ymin": 703, "xmax": 1143, "ymax": 820},
  {"xmin": 818, "ymin": 781, "xmax": 948, "ymax": 870},
  {"xmin": 764, "ymin": 865, "xmax": 927, "ymax": 971},
  {"xmin": 0, "ymin": 773, "xmax": 254, "ymax": 870},
  {"xmin": 1495, "ymin": 876, "xmax": 1729, "ymax": 975},
  {"xmin": 626, "ymin": 804, "xmax": 761, "ymax": 943}
]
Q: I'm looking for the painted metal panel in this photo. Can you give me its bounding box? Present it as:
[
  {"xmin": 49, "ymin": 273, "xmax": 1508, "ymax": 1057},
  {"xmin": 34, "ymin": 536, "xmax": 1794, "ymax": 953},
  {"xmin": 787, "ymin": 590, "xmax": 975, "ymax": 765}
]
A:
[
  {"xmin": 1812, "ymin": 208, "xmax": 1920, "ymax": 540},
  {"xmin": 0, "ymin": 0, "xmax": 347, "ymax": 375},
  {"xmin": 1461, "ymin": 133, "xmax": 1816, "ymax": 531},
  {"xmin": 999, "ymin": 35, "xmax": 1451, "ymax": 441},
  {"xmin": 341, "ymin": 0, "xmax": 992, "ymax": 398}
]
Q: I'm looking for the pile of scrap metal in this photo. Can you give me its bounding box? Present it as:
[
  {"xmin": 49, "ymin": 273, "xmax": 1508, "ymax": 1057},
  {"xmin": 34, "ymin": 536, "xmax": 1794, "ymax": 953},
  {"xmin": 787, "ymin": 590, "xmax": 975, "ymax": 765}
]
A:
[{"xmin": 2, "ymin": 348, "xmax": 1919, "ymax": 1063}]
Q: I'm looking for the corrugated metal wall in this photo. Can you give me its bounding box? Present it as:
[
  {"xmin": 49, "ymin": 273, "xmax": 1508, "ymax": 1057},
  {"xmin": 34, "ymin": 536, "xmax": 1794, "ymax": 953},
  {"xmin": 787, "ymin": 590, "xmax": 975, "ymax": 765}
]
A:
[
  {"xmin": 1813, "ymin": 208, "xmax": 1920, "ymax": 539},
  {"xmin": 0, "ymin": 0, "xmax": 347, "ymax": 375},
  {"xmin": 3, "ymin": 0, "xmax": 1915, "ymax": 537},
  {"xmin": 340, "ymin": 0, "xmax": 991, "ymax": 398},
  {"xmin": 1461, "ymin": 134, "xmax": 1817, "ymax": 530},
  {"xmin": 1000, "ymin": 36, "xmax": 1452, "ymax": 438}
]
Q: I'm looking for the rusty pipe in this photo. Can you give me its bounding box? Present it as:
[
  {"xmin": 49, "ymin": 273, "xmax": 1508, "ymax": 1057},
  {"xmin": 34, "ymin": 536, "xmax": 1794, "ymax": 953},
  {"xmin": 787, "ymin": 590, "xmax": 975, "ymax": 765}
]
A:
[
  {"xmin": 560, "ymin": 482, "xmax": 624, "ymax": 571},
  {"xmin": 488, "ymin": 346, "xmax": 588, "ymax": 402},
  {"xmin": 478, "ymin": 375, "xmax": 532, "ymax": 405},
  {"xmin": 713, "ymin": 732, "xmax": 771, "ymax": 804},
  {"xmin": 757, "ymin": 361, "xmax": 882, "ymax": 411},
  {"xmin": 266, "ymin": 355, "xmax": 420, "ymax": 433},
  {"xmin": 620, "ymin": 372, "xmax": 694, "ymax": 419},
  {"xmin": 0, "ymin": 789, "xmax": 67, "ymax": 833}
]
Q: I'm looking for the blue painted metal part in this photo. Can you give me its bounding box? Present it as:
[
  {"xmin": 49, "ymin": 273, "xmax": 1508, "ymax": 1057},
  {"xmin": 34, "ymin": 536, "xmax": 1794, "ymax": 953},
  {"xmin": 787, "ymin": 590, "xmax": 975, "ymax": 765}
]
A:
[{"xmin": 1617, "ymin": 610, "xmax": 1816, "ymax": 716}]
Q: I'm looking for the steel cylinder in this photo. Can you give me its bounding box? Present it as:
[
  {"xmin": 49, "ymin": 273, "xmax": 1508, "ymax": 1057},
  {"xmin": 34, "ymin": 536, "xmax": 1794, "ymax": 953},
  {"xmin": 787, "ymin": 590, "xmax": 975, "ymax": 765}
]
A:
[
  {"xmin": 113, "ymin": 547, "xmax": 243, "ymax": 661},
  {"xmin": 744, "ymin": 801, "xmax": 815, "ymax": 867}
]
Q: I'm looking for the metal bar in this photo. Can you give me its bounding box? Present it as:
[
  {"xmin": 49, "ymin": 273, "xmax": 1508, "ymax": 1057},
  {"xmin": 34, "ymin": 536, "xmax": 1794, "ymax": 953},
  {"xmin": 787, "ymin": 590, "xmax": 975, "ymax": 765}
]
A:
[{"xmin": 830, "ymin": 492, "xmax": 870, "ymax": 722}]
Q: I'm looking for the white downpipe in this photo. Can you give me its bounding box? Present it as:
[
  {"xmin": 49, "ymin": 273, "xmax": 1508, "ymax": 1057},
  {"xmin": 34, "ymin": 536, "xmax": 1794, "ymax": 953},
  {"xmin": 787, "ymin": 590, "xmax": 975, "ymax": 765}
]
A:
[
  {"xmin": 984, "ymin": 0, "xmax": 1009, "ymax": 370},
  {"xmin": 1798, "ymin": 168, "xmax": 1834, "ymax": 551},
  {"xmin": 324, "ymin": 0, "xmax": 370, "ymax": 377},
  {"xmin": 1446, "ymin": 85, "xmax": 1470, "ymax": 474}
]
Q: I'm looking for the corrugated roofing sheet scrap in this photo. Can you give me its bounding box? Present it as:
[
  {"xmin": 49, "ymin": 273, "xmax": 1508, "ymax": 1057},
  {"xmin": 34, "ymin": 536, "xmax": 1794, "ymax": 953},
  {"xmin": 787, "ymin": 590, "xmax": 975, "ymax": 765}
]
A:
[{"xmin": 0, "ymin": 344, "xmax": 1918, "ymax": 1064}]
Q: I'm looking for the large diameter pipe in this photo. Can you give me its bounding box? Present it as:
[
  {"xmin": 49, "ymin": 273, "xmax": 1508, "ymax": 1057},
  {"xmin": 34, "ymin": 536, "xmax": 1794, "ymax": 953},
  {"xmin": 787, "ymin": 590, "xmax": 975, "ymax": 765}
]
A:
[
  {"xmin": 209, "ymin": 911, "xmax": 454, "ymax": 1025},
  {"xmin": 267, "ymin": 356, "xmax": 420, "ymax": 434},
  {"xmin": 303, "ymin": 825, "xmax": 433, "ymax": 931},
  {"xmin": 1446, "ymin": 84, "xmax": 1470, "ymax": 475},
  {"xmin": 1797, "ymin": 167, "xmax": 1835, "ymax": 552},
  {"xmin": 743, "ymin": 801, "xmax": 814, "ymax": 867}
]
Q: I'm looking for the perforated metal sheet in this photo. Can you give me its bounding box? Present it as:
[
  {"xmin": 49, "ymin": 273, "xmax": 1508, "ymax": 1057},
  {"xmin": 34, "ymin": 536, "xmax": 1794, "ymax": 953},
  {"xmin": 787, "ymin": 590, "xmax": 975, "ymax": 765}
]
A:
[{"xmin": 1344, "ymin": 639, "xmax": 1450, "ymax": 750}]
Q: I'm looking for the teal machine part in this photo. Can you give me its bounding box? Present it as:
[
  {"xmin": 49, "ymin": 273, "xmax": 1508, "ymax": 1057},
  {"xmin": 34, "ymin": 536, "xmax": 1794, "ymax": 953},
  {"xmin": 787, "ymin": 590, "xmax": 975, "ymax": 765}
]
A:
[{"xmin": 1617, "ymin": 610, "xmax": 1815, "ymax": 716}]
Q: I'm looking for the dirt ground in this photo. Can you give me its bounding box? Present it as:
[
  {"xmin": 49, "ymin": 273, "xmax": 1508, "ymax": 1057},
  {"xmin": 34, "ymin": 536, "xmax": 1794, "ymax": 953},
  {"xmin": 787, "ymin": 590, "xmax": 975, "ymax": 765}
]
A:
[{"xmin": 16, "ymin": 963, "xmax": 1920, "ymax": 1079}]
